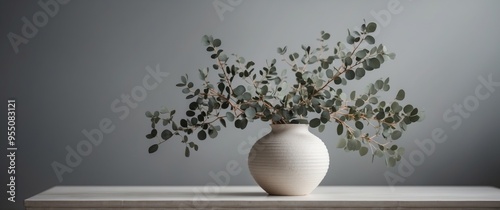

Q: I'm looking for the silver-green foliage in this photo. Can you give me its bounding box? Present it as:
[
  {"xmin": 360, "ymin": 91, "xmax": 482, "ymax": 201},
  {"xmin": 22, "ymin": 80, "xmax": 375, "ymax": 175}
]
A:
[{"xmin": 145, "ymin": 21, "xmax": 423, "ymax": 166}]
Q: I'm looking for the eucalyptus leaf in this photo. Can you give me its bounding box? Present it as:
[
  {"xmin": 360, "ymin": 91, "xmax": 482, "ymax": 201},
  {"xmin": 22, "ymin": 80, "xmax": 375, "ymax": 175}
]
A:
[
  {"xmin": 355, "ymin": 121, "xmax": 364, "ymax": 130},
  {"xmin": 322, "ymin": 32, "xmax": 330, "ymax": 40},
  {"xmin": 355, "ymin": 68, "xmax": 365, "ymax": 78},
  {"xmin": 396, "ymin": 89, "xmax": 405, "ymax": 100},
  {"xmin": 318, "ymin": 124, "xmax": 325, "ymax": 132},
  {"xmin": 355, "ymin": 50, "xmax": 367, "ymax": 59},
  {"xmin": 326, "ymin": 69, "xmax": 334, "ymax": 79},
  {"xmin": 212, "ymin": 39, "xmax": 221, "ymax": 47},
  {"xmin": 161, "ymin": 130, "xmax": 173, "ymax": 140},
  {"xmin": 404, "ymin": 105, "xmax": 414, "ymax": 114},
  {"xmin": 391, "ymin": 130, "xmax": 402, "ymax": 140},
  {"xmin": 359, "ymin": 146, "xmax": 368, "ymax": 156},
  {"xmin": 245, "ymin": 107, "xmax": 256, "ymax": 119},
  {"xmin": 226, "ymin": 112, "xmax": 235, "ymax": 122},
  {"xmin": 346, "ymin": 35, "xmax": 355, "ymax": 44},
  {"xmin": 309, "ymin": 118, "xmax": 321, "ymax": 128},
  {"xmin": 337, "ymin": 123, "xmax": 344, "ymax": 135},
  {"xmin": 198, "ymin": 130, "xmax": 207, "ymax": 140},
  {"xmin": 365, "ymin": 35, "xmax": 375, "ymax": 44},
  {"xmin": 366, "ymin": 22, "xmax": 377, "ymax": 33},
  {"xmin": 347, "ymin": 140, "xmax": 357, "ymax": 151},
  {"xmin": 337, "ymin": 137, "xmax": 347, "ymax": 148},
  {"xmin": 344, "ymin": 57, "xmax": 353, "ymax": 66},
  {"xmin": 234, "ymin": 85, "xmax": 246, "ymax": 96},
  {"xmin": 369, "ymin": 58, "xmax": 380, "ymax": 69},
  {"xmin": 345, "ymin": 70, "xmax": 355, "ymax": 80},
  {"xmin": 148, "ymin": 144, "xmax": 159, "ymax": 153},
  {"xmin": 355, "ymin": 98, "xmax": 364, "ymax": 107}
]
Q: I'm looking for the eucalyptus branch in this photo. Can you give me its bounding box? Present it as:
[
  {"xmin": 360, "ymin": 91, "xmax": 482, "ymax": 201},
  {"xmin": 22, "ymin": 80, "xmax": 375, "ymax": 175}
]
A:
[{"xmin": 144, "ymin": 21, "xmax": 421, "ymax": 167}]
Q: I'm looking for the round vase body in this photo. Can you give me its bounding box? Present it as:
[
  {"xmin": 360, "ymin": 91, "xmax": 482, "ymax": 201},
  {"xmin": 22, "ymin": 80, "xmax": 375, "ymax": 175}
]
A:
[{"xmin": 248, "ymin": 124, "xmax": 329, "ymax": 195}]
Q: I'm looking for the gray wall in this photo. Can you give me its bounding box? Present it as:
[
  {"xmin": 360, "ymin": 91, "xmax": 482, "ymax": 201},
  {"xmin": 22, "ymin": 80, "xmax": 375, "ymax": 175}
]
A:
[{"xmin": 2, "ymin": 0, "xmax": 500, "ymax": 209}]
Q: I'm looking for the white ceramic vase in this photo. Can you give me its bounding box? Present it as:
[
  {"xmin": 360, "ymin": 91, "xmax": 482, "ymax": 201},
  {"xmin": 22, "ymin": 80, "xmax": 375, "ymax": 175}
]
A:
[{"xmin": 248, "ymin": 124, "xmax": 329, "ymax": 196}]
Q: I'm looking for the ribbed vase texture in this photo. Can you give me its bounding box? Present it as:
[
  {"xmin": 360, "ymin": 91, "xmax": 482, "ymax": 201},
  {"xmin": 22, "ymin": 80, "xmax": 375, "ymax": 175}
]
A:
[{"xmin": 248, "ymin": 124, "xmax": 329, "ymax": 195}]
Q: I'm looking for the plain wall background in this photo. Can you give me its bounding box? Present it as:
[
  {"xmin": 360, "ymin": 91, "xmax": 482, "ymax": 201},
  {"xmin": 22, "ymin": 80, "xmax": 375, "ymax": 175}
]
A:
[{"xmin": 1, "ymin": 0, "xmax": 500, "ymax": 209}]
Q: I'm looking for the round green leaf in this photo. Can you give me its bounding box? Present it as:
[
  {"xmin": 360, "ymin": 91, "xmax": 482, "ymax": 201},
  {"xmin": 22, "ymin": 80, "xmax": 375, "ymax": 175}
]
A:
[
  {"xmin": 344, "ymin": 57, "xmax": 353, "ymax": 66},
  {"xmin": 212, "ymin": 39, "xmax": 221, "ymax": 47},
  {"xmin": 366, "ymin": 22, "xmax": 377, "ymax": 33},
  {"xmin": 326, "ymin": 69, "xmax": 334, "ymax": 79},
  {"xmin": 148, "ymin": 144, "xmax": 159, "ymax": 153},
  {"xmin": 375, "ymin": 80, "xmax": 384, "ymax": 90},
  {"xmin": 218, "ymin": 53, "xmax": 228, "ymax": 62},
  {"xmin": 403, "ymin": 105, "xmax": 414, "ymax": 114},
  {"xmin": 309, "ymin": 118, "xmax": 321, "ymax": 128},
  {"xmin": 318, "ymin": 124, "xmax": 325, "ymax": 132},
  {"xmin": 345, "ymin": 70, "xmax": 355, "ymax": 80},
  {"xmin": 198, "ymin": 130, "xmax": 207, "ymax": 140},
  {"xmin": 161, "ymin": 129, "xmax": 173, "ymax": 140},
  {"xmin": 396, "ymin": 89, "xmax": 405, "ymax": 101},
  {"xmin": 355, "ymin": 121, "xmax": 364, "ymax": 130},
  {"xmin": 365, "ymin": 35, "xmax": 375, "ymax": 44},
  {"xmin": 387, "ymin": 53, "xmax": 396, "ymax": 60},
  {"xmin": 245, "ymin": 107, "xmax": 256, "ymax": 119},
  {"xmin": 355, "ymin": 68, "xmax": 365, "ymax": 78},
  {"xmin": 347, "ymin": 140, "xmax": 357, "ymax": 151},
  {"xmin": 355, "ymin": 98, "xmax": 364, "ymax": 107},
  {"xmin": 185, "ymin": 146, "xmax": 190, "ymax": 157},
  {"xmin": 391, "ymin": 102, "xmax": 402, "ymax": 113},
  {"xmin": 234, "ymin": 85, "xmax": 246, "ymax": 96},
  {"xmin": 337, "ymin": 138, "xmax": 347, "ymax": 148},
  {"xmin": 369, "ymin": 97, "xmax": 378, "ymax": 104},
  {"xmin": 322, "ymin": 33, "xmax": 330, "ymax": 40},
  {"xmin": 376, "ymin": 110, "xmax": 385, "ymax": 120},
  {"xmin": 410, "ymin": 108, "xmax": 419, "ymax": 116},
  {"xmin": 359, "ymin": 146, "xmax": 368, "ymax": 156},
  {"xmin": 355, "ymin": 50, "xmax": 367, "ymax": 59},
  {"xmin": 242, "ymin": 92, "xmax": 252, "ymax": 100},
  {"xmin": 226, "ymin": 112, "xmax": 235, "ymax": 122},
  {"xmin": 240, "ymin": 118, "xmax": 248, "ymax": 129},
  {"xmin": 320, "ymin": 111, "xmax": 330, "ymax": 123},
  {"xmin": 261, "ymin": 85, "xmax": 268, "ymax": 95},
  {"xmin": 368, "ymin": 58, "xmax": 380, "ymax": 69},
  {"xmin": 391, "ymin": 130, "xmax": 402, "ymax": 140},
  {"xmin": 209, "ymin": 129, "xmax": 218, "ymax": 138}
]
